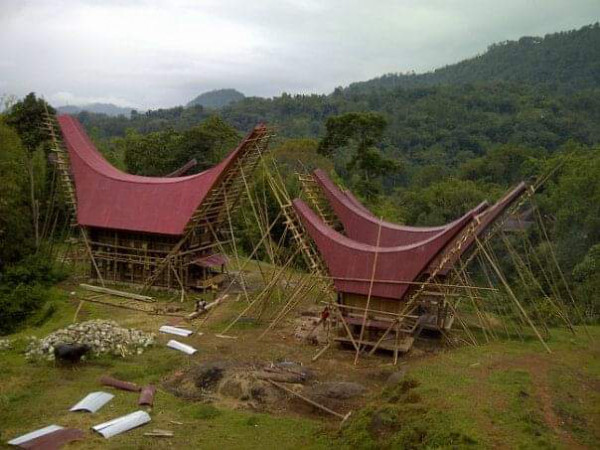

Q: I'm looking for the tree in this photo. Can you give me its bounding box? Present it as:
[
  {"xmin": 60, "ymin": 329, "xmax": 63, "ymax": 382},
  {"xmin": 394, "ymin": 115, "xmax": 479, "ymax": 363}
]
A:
[
  {"xmin": 121, "ymin": 116, "xmax": 241, "ymax": 176},
  {"xmin": 5, "ymin": 93, "xmax": 55, "ymax": 153},
  {"xmin": 0, "ymin": 122, "xmax": 32, "ymax": 267},
  {"xmin": 319, "ymin": 112, "xmax": 398, "ymax": 199}
]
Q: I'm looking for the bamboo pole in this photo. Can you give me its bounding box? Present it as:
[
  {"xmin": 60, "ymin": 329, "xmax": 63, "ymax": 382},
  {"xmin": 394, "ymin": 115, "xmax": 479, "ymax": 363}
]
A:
[
  {"xmin": 354, "ymin": 218, "xmax": 383, "ymax": 365},
  {"xmin": 476, "ymin": 238, "xmax": 551, "ymax": 353},
  {"xmin": 318, "ymin": 276, "xmax": 498, "ymax": 291},
  {"xmin": 532, "ymin": 205, "xmax": 590, "ymax": 338},
  {"xmin": 266, "ymin": 379, "xmax": 351, "ymax": 421},
  {"xmin": 220, "ymin": 247, "xmax": 301, "ymax": 335}
]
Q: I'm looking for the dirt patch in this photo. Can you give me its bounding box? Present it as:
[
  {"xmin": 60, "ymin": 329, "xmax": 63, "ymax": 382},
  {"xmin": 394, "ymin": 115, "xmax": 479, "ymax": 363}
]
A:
[{"xmin": 163, "ymin": 359, "xmax": 366, "ymax": 418}]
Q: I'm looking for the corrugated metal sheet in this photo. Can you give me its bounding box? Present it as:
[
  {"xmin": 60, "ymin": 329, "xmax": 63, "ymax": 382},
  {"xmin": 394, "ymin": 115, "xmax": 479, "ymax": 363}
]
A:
[
  {"xmin": 8, "ymin": 425, "xmax": 64, "ymax": 446},
  {"xmin": 92, "ymin": 410, "xmax": 151, "ymax": 438},
  {"xmin": 18, "ymin": 428, "xmax": 85, "ymax": 449},
  {"xmin": 159, "ymin": 325, "xmax": 193, "ymax": 337},
  {"xmin": 313, "ymin": 169, "xmax": 488, "ymax": 247},
  {"xmin": 57, "ymin": 115, "xmax": 267, "ymax": 235},
  {"xmin": 292, "ymin": 198, "xmax": 474, "ymax": 300},
  {"xmin": 70, "ymin": 391, "xmax": 114, "ymax": 413},
  {"xmin": 167, "ymin": 340, "xmax": 197, "ymax": 355},
  {"xmin": 193, "ymin": 254, "xmax": 228, "ymax": 268}
]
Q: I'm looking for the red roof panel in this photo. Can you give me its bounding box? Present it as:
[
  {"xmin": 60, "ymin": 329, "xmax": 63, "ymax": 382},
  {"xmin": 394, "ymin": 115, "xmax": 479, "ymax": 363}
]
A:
[
  {"xmin": 313, "ymin": 169, "xmax": 488, "ymax": 246},
  {"xmin": 58, "ymin": 115, "xmax": 266, "ymax": 235},
  {"xmin": 293, "ymin": 198, "xmax": 475, "ymax": 300}
]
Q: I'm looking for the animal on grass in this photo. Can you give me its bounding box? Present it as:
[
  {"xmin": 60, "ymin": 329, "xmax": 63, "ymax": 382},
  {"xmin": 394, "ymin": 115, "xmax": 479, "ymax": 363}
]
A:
[{"xmin": 54, "ymin": 343, "xmax": 91, "ymax": 364}]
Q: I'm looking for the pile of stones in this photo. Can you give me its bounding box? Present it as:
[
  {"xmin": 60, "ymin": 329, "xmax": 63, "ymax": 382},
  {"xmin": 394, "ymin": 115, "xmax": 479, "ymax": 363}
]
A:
[
  {"xmin": 25, "ymin": 320, "xmax": 155, "ymax": 361},
  {"xmin": 0, "ymin": 338, "xmax": 11, "ymax": 351}
]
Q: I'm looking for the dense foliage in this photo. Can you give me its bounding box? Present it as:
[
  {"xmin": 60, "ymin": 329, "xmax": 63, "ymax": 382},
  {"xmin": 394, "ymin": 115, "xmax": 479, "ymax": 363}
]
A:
[
  {"xmin": 346, "ymin": 23, "xmax": 600, "ymax": 94},
  {"xmin": 0, "ymin": 95, "xmax": 68, "ymax": 334}
]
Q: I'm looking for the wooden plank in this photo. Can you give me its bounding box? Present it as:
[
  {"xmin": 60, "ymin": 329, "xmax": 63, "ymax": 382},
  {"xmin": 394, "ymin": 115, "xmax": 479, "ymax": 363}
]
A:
[{"xmin": 80, "ymin": 283, "xmax": 155, "ymax": 302}]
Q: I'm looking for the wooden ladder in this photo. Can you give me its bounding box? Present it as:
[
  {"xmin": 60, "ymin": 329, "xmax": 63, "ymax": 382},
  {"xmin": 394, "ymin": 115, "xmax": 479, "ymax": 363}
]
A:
[
  {"xmin": 297, "ymin": 173, "xmax": 339, "ymax": 228},
  {"xmin": 42, "ymin": 107, "xmax": 77, "ymax": 224}
]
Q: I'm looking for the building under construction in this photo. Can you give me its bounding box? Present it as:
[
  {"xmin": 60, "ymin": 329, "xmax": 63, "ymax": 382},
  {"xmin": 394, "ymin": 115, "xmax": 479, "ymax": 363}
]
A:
[
  {"xmin": 48, "ymin": 114, "xmax": 272, "ymax": 290},
  {"xmin": 290, "ymin": 169, "xmax": 533, "ymax": 355}
]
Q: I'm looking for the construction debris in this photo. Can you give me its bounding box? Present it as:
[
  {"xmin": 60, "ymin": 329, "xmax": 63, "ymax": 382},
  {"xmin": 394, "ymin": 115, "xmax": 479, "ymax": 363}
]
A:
[
  {"xmin": 167, "ymin": 340, "xmax": 197, "ymax": 355},
  {"xmin": 25, "ymin": 320, "xmax": 155, "ymax": 361},
  {"xmin": 8, "ymin": 425, "xmax": 63, "ymax": 446},
  {"xmin": 144, "ymin": 429, "xmax": 174, "ymax": 437},
  {"xmin": 8, "ymin": 425, "xmax": 85, "ymax": 448},
  {"xmin": 188, "ymin": 294, "xmax": 229, "ymax": 319},
  {"xmin": 100, "ymin": 376, "xmax": 141, "ymax": 392},
  {"xmin": 159, "ymin": 326, "xmax": 194, "ymax": 337},
  {"xmin": 70, "ymin": 392, "xmax": 114, "ymax": 413},
  {"xmin": 79, "ymin": 283, "xmax": 155, "ymax": 302},
  {"xmin": 92, "ymin": 410, "xmax": 151, "ymax": 438},
  {"xmin": 138, "ymin": 385, "xmax": 157, "ymax": 407}
]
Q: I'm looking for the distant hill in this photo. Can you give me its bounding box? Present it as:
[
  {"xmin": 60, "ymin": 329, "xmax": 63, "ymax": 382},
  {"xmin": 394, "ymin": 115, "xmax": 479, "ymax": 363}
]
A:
[
  {"xmin": 187, "ymin": 89, "xmax": 245, "ymax": 109},
  {"xmin": 347, "ymin": 23, "xmax": 600, "ymax": 94},
  {"xmin": 57, "ymin": 103, "xmax": 134, "ymax": 117}
]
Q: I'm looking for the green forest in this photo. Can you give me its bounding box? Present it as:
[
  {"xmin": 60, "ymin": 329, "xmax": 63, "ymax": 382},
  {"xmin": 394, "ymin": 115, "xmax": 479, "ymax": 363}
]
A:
[{"xmin": 1, "ymin": 23, "xmax": 599, "ymax": 333}]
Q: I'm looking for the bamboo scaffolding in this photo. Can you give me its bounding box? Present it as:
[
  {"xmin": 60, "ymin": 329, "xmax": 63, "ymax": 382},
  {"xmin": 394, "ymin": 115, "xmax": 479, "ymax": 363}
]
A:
[
  {"xmin": 532, "ymin": 205, "xmax": 591, "ymax": 337},
  {"xmin": 476, "ymin": 238, "xmax": 551, "ymax": 353}
]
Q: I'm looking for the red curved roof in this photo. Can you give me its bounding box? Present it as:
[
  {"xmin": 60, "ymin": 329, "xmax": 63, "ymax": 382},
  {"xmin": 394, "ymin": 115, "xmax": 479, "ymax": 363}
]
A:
[
  {"xmin": 293, "ymin": 198, "xmax": 475, "ymax": 300},
  {"xmin": 58, "ymin": 115, "xmax": 266, "ymax": 235},
  {"xmin": 313, "ymin": 169, "xmax": 489, "ymax": 246},
  {"xmin": 431, "ymin": 181, "xmax": 528, "ymax": 275}
]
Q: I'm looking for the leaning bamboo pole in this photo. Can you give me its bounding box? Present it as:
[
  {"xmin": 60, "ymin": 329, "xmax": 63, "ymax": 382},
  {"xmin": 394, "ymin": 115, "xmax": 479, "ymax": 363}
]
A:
[
  {"xmin": 531, "ymin": 204, "xmax": 591, "ymax": 338},
  {"xmin": 476, "ymin": 238, "xmax": 551, "ymax": 353},
  {"xmin": 354, "ymin": 218, "xmax": 383, "ymax": 364},
  {"xmin": 219, "ymin": 247, "xmax": 302, "ymax": 335}
]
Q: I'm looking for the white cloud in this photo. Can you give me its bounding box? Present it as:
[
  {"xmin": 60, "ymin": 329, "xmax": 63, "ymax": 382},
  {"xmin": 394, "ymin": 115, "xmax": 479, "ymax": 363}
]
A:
[{"xmin": 0, "ymin": 0, "xmax": 598, "ymax": 109}]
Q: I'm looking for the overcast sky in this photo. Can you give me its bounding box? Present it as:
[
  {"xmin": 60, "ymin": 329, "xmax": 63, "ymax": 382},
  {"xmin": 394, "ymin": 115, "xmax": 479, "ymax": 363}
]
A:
[{"xmin": 0, "ymin": 0, "xmax": 598, "ymax": 109}]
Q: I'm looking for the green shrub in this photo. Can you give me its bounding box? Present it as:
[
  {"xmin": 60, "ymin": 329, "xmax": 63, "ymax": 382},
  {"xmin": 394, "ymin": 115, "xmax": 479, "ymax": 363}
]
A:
[{"xmin": 0, "ymin": 254, "xmax": 68, "ymax": 335}]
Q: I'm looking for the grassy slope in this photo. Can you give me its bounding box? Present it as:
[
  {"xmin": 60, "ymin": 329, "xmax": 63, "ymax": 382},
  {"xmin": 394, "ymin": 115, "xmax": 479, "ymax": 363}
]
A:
[
  {"xmin": 0, "ymin": 288, "xmax": 598, "ymax": 449},
  {"xmin": 342, "ymin": 329, "xmax": 599, "ymax": 449}
]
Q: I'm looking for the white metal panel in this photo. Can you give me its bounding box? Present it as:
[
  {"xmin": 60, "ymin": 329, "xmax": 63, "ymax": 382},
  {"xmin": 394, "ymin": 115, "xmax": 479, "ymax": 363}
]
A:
[
  {"xmin": 70, "ymin": 391, "xmax": 114, "ymax": 413},
  {"xmin": 159, "ymin": 325, "xmax": 193, "ymax": 337},
  {"xmin": 92, "ymin": 410, "xmax": 151, "ymax": 438},
  {"xmin": 8, "ymin": 425, "xmax": 64, "ymax": 445},
  {"xmin": 167, "ymin": 339, "xmax": 197, "ymax": 354}
]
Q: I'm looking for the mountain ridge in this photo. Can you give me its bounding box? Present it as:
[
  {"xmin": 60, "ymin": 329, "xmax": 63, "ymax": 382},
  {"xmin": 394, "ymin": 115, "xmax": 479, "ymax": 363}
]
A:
[{"xmin": 186, "ymin": 88, "xmax": 245, "ymax": 109}]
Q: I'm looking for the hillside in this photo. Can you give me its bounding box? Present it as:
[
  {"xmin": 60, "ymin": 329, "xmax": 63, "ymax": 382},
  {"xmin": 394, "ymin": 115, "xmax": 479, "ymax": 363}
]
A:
[
  {"xmin": 347, "ymin": 23, "xmax": 600, "ymax": 94},
  {"xmin": 73, "ymin": 23, "xmax": 600, "ymax": 148},
  {"xmin": 187, "ymin": 88, "xmax": 246, "ymax": 109}
]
